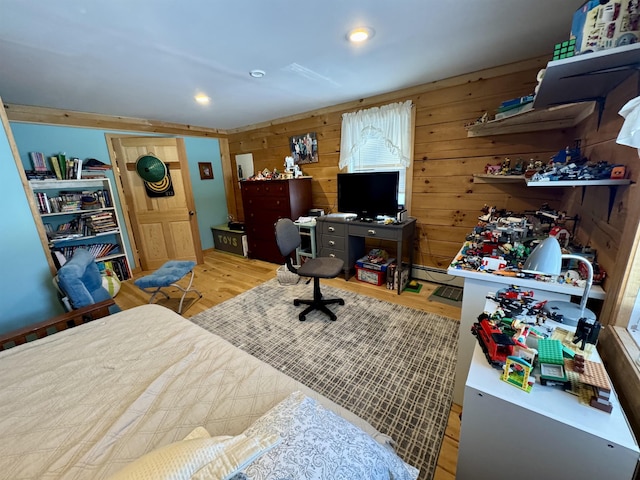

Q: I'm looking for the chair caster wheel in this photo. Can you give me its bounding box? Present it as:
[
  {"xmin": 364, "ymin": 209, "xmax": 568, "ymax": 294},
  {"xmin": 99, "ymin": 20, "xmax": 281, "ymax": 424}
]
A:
[
  {"xmin": 293, "ymin": 300, "xmax": 301, "ymax": 306},
  {"xmin": 338, "ymin": 299, "xmax": 345, "ymax": 305},
  {"xmin": 299, "ymin": 315, "xmax": 306, "ymax": 321}
]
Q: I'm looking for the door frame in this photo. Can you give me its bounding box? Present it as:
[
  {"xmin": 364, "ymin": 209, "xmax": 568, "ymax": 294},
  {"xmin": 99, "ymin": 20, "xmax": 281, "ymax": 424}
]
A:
[
  {"xmin": 105, "ymin": 133, "xmax": 204, "ymax": 272},
  {"xmin": 105, "ymin": 133, "xmax": 141, "ymax": 270}
]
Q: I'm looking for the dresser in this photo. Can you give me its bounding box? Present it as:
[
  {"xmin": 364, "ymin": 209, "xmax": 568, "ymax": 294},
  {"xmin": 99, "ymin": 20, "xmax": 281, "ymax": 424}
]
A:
[{"xmin": 240, "ymin": 178, "xmax": 312, "ymax": 263}]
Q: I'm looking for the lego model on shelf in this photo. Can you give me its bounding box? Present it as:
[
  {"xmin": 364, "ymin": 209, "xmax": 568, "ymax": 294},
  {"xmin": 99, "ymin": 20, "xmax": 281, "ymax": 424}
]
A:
[{"xmin": 29, "ymin": 178, "xmax": 131, "ymax": 281}]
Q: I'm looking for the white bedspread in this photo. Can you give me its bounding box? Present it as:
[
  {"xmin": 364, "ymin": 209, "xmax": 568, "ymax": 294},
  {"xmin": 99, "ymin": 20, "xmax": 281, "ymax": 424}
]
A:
[{"xmin": 0, "ymin": 305, "xmax": 385, "ymax": 479}]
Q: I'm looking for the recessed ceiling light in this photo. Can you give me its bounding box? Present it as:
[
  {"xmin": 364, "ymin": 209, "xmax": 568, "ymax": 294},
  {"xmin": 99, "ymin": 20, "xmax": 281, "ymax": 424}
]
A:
[
  {"xmin": 249, "ymin": 69, "xmax": 266, "ymax": 78},
  {"xmin": 194, "ymin": 93, "xmax": 210, "ymax": 105},
  {"xmin": 347, "ymin": 27, "xmax": 374, "ymax": 43}
]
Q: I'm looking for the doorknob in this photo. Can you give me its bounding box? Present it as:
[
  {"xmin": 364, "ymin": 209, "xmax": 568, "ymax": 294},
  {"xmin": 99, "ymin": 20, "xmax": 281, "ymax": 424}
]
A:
[{"xmin": 189, "ymin": 211, "xmax": 195, "ymax": 216}]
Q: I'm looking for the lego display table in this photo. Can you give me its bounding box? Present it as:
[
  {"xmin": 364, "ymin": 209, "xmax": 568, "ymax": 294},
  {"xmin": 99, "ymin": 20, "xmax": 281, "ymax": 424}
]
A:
[
  {"xmin": 457, "ymin": 344, "xmax": 639, "ymax": 480},
  {"xmin": 447, "ymin": 244, "xmax": 606, "ymax": 405}
]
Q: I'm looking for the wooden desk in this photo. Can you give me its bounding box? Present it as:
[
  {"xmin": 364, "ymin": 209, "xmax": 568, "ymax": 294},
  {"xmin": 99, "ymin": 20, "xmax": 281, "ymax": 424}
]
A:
[
  {"xmin": 458, "ymin": 344, "xmax": 639, "ymax": 479},
  {"xmin": 316, "ymin": 216, "xmax": 417, "ymax": 294},
  {"xmin": 447, "ymin": 244, "xmax": 606, "ymax": 405}
]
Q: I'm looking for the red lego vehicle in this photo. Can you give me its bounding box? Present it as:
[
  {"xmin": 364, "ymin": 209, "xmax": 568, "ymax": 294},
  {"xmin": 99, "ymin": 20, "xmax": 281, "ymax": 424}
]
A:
[
  {"xmin": 471, "ymin": 314, "xmax": 515, "ymax": 368},
  {"xmin": 496, "ymin": 286, "xmax": 533, "ymax": 300}
]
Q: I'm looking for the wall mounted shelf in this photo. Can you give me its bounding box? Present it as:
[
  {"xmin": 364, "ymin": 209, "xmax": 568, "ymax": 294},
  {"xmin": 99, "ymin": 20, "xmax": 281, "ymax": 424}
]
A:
[
  {"xmin": 466, "ymin": 102, "xmax": 595, "ymax": 137},
  {"xmin": 525, "ymin": 178, "xmax": 631, "ymax": 187},
  {"xmin": 525, "ymin": 178, "xmax": 632, "ymax": 222},
  {"xmin": 466, "ymin": 43, "xmax": 640, "ymax": 137},
  {"xmin": 472, "ymin": 174, "xmax": 526, "ymax": 183},
  {"xmin": 473, "ymin": 175, "xmax": 632, "ymax": 221},
  {"xmin": 534, "ymin": 43, "xmax": 640, "ymax": 127},
  {"xmin": 533, "ymin": 43, "xmax": 640, "ymax": 110}
]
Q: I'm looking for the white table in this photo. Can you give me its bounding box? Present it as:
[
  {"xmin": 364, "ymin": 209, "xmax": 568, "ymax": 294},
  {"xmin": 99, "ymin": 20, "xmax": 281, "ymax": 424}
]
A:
[
  {"xmin": 457, "ymin": 344, "xmax": 639, "ymax": 479},
  {"xmin": 447, "ymin": 246, "xmax": 606, "ymax": 405}
]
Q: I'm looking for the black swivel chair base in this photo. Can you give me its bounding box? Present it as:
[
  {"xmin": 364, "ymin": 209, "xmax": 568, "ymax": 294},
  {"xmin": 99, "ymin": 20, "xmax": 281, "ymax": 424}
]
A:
[{"xmin": 294, "ymin": 277, "xmax": 345, "ymax": 321}]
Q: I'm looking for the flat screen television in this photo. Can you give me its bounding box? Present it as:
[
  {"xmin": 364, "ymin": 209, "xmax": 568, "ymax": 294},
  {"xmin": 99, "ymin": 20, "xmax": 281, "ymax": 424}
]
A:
[{"xmin": 337, "ymin": 171, "xmax": 399, "ymax": 220}]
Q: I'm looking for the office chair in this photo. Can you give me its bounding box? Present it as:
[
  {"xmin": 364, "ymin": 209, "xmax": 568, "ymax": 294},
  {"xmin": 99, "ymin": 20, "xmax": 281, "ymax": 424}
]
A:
[{"xmin": 275, "ymin": 218, "xmax": 345, "ymax": 321}]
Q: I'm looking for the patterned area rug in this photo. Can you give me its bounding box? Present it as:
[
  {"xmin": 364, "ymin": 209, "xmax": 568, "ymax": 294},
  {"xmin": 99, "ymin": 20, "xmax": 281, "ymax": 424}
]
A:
[{"xmin": 190, "ymin": 278, "xmax": 459, "ymax": 480}]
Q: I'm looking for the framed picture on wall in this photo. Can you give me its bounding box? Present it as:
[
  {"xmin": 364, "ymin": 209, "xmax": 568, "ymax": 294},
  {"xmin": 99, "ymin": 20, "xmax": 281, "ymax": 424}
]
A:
[
  {"xmin": 198, "ymin": 162, "xmax": 214, "ymax": 180},
  {"xmin": 290, "ymin": 132, "xmax": 318, "ymax": 164}
]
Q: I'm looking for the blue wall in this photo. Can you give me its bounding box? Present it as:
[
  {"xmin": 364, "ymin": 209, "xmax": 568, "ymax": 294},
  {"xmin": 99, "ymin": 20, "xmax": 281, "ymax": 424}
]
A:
[
  {"xmin": 184, "ymin": 137, "xmax": 228, "ymax": 247},
  {"xmin": 0, "ymin": 122, "xmax": 64, "ymax": 334},
  {"xmin": 10, "ymin": 124, "xmax": 226, "ymax": 252},
  {"xmin": 10, "ymin": 124, "xmax": 136, "ymax": 266},
  {"xmin": 3, "ymin": 123, "xmax": 226, "ymax": 335}
]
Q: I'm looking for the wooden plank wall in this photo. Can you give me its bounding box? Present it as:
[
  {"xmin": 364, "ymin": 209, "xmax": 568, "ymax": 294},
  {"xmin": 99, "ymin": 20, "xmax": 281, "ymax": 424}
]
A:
[
  {"xmin": 227, "ymin": 58, "xmax": 573, "ymax": 271},
  {"xmin": 564, "ymin": 75, "xmax": 639, "ymax": 304}
]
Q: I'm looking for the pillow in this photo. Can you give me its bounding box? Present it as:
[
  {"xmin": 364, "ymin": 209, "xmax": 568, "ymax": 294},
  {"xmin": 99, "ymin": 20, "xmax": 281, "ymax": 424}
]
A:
[
  {"xmin": 107, "ymin": 429, "xmax": 279, "ymax": 480},
  {"xmin": 240, "ymin": 391, "xmax": 419, "ymax": 480}
]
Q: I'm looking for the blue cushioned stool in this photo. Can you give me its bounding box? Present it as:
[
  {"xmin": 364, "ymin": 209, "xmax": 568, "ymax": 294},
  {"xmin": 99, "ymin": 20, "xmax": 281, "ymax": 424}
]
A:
[{"xmin": 134, "ymin": 260, "xmax": 202, "ymax": 314}]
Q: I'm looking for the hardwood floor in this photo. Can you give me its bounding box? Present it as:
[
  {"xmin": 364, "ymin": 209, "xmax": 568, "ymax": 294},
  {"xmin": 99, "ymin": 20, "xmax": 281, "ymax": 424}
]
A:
[{"xmin": 115, "ymin": 249, "xmax": 462, "ymax": 479}]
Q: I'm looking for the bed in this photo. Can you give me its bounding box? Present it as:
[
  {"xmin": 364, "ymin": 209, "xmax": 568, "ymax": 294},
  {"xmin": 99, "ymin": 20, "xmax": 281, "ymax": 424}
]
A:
[{"xmin": 0, "ymin": 304, "xmax": 418, "ymax": 480}]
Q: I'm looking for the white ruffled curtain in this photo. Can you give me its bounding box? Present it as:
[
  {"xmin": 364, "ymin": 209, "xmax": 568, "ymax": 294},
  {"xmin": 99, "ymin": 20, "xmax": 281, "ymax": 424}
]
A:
[{"xmin": 339, "ymin": 100, "xmax": 413, "ymax": 170}]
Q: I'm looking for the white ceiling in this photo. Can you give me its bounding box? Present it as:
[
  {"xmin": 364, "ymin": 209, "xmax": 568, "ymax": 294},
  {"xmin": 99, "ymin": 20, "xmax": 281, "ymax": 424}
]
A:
[{"xmin": 0, "ymin": 0, "xmax": 584, "ymax": 131}]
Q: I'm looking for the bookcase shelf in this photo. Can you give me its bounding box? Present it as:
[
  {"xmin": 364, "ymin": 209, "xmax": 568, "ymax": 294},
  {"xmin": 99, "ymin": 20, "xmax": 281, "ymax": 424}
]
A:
[
  {"xmin": 40, "ymin": 206, "xmax": 116, "ymax": 218},
  {"xmin": 29, "ymin": 178, "xmax": 131, "ymax": 281}
]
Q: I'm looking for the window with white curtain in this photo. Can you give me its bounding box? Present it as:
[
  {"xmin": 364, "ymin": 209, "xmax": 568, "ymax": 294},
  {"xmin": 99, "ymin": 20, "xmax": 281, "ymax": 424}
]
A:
[{"xmin": 339, "ymin": 100, "xmax": 413, "ymax": 208}]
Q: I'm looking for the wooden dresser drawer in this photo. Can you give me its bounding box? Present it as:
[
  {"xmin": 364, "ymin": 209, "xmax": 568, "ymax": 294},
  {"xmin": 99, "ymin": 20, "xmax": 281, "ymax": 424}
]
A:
[
  {"xmin": 243, "ymin": 196, "xmax": 290, "ymax": 211},
  {"xmin": 241, "ymin": 181, "xmax": 289, "ymax": 198}
]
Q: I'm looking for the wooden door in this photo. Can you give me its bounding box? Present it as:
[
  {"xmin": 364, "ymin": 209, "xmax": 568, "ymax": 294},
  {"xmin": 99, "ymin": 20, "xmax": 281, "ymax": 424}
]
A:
[{"xmin": 111, "ymin": 136, "xmax": 203, "ymax": 270}]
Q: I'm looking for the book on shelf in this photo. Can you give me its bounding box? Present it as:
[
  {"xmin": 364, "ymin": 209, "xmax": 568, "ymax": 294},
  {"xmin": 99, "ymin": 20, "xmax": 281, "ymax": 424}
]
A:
[
  {"xmin": 58, "ymin": 153, "xmax": 67, "ymax": 179},
  {"xmin": 49, "ymin": 155, "xmax": 63, "ymax": 180},
  {"xmin": 102, "ymin": 257, "xmax": 130, "ymax": 281},
  {"xmin": 29, "ymin": 152, "xmax": 48, "ymax": 172},
  {"xmin": 75, "ymin": 158, "xmax": 83, "ymax": 180},
  {"xmin": 34, "ymin": 192, "xmax": 52, "ymax": 214}
]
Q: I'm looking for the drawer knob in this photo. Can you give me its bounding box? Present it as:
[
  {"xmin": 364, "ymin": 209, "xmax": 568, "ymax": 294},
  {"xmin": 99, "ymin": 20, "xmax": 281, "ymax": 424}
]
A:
[
  {"xmin": 328, "ymin": 227, "xmax": 335, "ymax": 232},
  {"xmin": 368, "ymin": 229, "xmax": 376, "ymax": 235},
  {"xmin": 329, "ymin": 240, "xmax": 335, "ymax": 246}
]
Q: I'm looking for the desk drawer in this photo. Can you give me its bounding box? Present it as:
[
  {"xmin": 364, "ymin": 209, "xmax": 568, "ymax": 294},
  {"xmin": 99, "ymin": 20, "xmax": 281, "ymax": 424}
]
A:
[
  {"xmin": 320, "ymin": 222, "xmax": 346, "ymax": 237},
  {"xmin": 321, "ymin": 234, "xmax": 344, "ymax": 250},
  {"xmin": 349, "ymin": 224, "xmax": 397, "ymax": 241},
  {"xmin": 319, "ymin": 247, "xmax": 346, "ymax": 262}
]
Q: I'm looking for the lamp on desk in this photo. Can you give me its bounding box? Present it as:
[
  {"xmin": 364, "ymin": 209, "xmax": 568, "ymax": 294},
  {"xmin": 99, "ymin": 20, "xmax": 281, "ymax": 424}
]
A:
[{"xmin": 522, "ymin": 237, "xmax": 596, "ymax": 327}]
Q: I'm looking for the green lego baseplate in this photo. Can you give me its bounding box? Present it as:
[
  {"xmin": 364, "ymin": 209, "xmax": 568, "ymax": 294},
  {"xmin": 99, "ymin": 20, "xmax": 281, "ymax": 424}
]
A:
[{"xmin": 537, "ymin": 338, "xmax": 564, "ymax": 365}]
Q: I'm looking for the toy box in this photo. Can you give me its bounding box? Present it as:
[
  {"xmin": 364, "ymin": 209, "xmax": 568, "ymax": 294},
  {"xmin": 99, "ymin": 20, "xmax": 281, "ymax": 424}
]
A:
[
  {"xmin": 356, "ymin": 266, "xmax": 386, "ymax": 286},
  {"xmin": 355, "ymin": 256, "xmax": 395, "ymax": 272},
  {"xmin": 571, "ymin": 0, "xmax": 640, "ymax": 55},
  {"xmin": 211, "ymin": 224, "xmax": 247, "ymax": 257}
]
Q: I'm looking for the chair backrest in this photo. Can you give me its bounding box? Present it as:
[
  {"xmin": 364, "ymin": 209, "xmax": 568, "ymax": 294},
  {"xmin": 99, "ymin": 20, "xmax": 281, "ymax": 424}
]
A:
[
  {"xmin": 57, "ymin": 249, "xmax": 113, "ymax": 309},
  {"xmin": 275, "ymin": 218, "xmax": 301, "ymax": 258}
]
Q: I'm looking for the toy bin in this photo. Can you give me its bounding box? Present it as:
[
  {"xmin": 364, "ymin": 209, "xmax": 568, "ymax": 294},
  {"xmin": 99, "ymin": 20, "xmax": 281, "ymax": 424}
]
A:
[{"xmin": 355, "ymin": 266, "xmax": 386, "ymax": 286}]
